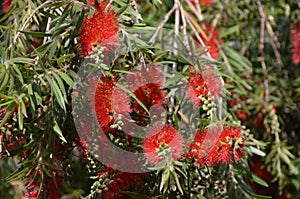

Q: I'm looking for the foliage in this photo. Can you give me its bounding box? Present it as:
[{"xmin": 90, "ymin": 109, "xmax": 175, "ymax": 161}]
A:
[{"xmin": 0, "ymin": 0, "xmax": 299, "ymax": 198}]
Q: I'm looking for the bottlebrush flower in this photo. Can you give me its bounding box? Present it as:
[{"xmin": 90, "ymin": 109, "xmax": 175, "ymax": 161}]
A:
[
  {"xmin": 79, "ymin": 2, "xmax": 118, "ymax": 56},
  {"xmin": 186, "ymin": 126, "xmax": 245, "ymax": 166},
  {"xmin": 185, "ymin": 131, "xmax": 206, "ymax": 165},
  {"xmin": 292, "ymin": 22, "xmax": 300, "ymax": 64},
  {"xmin": 228, "ymin": 97, "xmax": 248, "ymax": 121},
  {"xmin": 186, "ymin": 71, "xmax": 209, "ymax": 106},
  {"xmin": 143, "ymin": 125, "xmax": 184, "ymax": 164},
  {"xmin": 94, "ymin": 76, "xmax": 131, "ymax": 133},
  {"xmin": 127, "ymin": 65, "xmax": 167, "ymax": 126},
  {"xmin": 196, "ymin": 23, "xmax": 222, "ymax": 60},
  {"xmin": 97, "ymin": 168, "xmax": 146, "ymax": 199},
  {"xmin": 186, "ymin": 66, "xmax": 221, "ymax": 106},
  {"xmin": 2, "ymin": 0, "xmax": 12, "ymax": 13},
  {"xmin": 25, "ymin": 190, "xmax": 39, "ymax": 198},
  {"xmin": 199, "ymin": 0, "xmax": 212, "ymax": 5},
  {"xmin": 191, "ymin": 0, "xmax": 213, "ymax": 7}
]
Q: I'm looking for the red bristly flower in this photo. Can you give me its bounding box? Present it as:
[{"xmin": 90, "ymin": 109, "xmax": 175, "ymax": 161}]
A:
[
  {"xmin": 97, "ymin": 168, "xmax": 146, "ymax": 199},
  {"xmin": 186, "ymin": 72, "xmax": 209, "ymax": 106},
  {"xmin": 143, "ymin": 125, "xmax": 184, "ymax": 164},
  {"xmin": 94, "ymin": 76, "xmax": 131, "ymax": 133},
  {"xmin": 127, "ymin": 65, "xmax": 167, "ymax": 126},
  {"xmin": 191, "ymin": 0, "xmax": 212, "ymax": 7},
  {"xmin": 292, "ymin": 22, "xmax": 300, "ymax": 64},
  {"xmin": 199, "ymin": 0, "xmax": 213, "ymax": 5},
  {"xmin": 196, "ymin": 23, "xmax": 222, "ymax": 60},
  {"xmin": 79, "ymin": 2, "xmax": 118, "ymax": 56},
  {"xmin": 186, "ymin": 66, "xmax": 222, "ymax": 106},
  {"xmin": 2, "ymin": 0, "xmax": 12, "ymax": 13},
  {"xmin": 186, "ymin": 126, "xmax": 245, "ymax": 166}
]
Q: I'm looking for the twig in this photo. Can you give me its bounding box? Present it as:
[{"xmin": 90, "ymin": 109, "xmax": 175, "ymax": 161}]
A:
[
  {"xmin": 266, "ymin": 20, "xmax": 283, "ymax": 70},
  {"xmin": 173, "ymin": 0, "xmax": 180, "ymax": 56},
  {"xmin": 105, "ymin": 0, "xmax": 114, "ymax": 13},
  {"xmin": 194, "ymin": 0, "xmax": 203, "ymax": 21},
  {"xmin": 179, "ymin": 3, "xmax": 191, "ymax": 55},
  {"xmin": 184, "ymin": 0, "xmax": 203, "ymax": 22},
  {"xmin": 168, "ymin": 0, "xmax": 180, "ymax": 124},
  {"xmin": 184, "ymin": 10, "xmax": 212, "ymax": 58},
  {"xmin": 183, "ymin": 10, "xmax": 208, "ymax": 41},
  {"xmin": 10, "ymin": 1, "xmax": 53, "ymax": 50},
  {"xmin": 257, "ymin": 1, "xmax": 270, "ymax": 103},
  {"xmin": 130, "ymin": 0, "xmax": 142, "ymax": 23},
  {"xmin": 148, "ymin": 4, "xmax": 177, "ymax": 45},
  {"xmin": 209, "ymin": 14, "xmax": 221, "ymax": 40}
]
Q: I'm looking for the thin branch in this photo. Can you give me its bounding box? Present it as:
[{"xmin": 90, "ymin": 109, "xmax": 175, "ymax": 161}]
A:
[
  {"xmin": 130, "ymin": 0, "xmax": 142, "ymax": 23},
  {"xmin": 257, "ymin": 1, "xmax": 270, "ymax": 103},
  {"xmin": 148, "ymin": 4, "xmax": 177, "ymax": 45},
  {"xmin": 184, "ymin": 10, "xmax": 212, "ymax": 58},
  {"xmin": 209, "ymin": 14, "xmax": 221, "ymax": 40},
  {"xmin": 173, "ymin": 0, "xmax": 180, "ymax": 56},
  {"xmin": 183, "ymin": 10, "xmax": 208, "ymax": 41},
  {"xmin": 179, "ymin": 3, "xmax": 191, "ymax": 55},
  {"xmin": 194, "ymin": 0, "xmax": 203, "ymax": 21},
  {"xmin": 105, "ymin": 0, "xmax": 114, "ymax": 13},
  {"xmin": 10, "ymin": 0, "xmax": 53, "ymax": 50},
  {"xmin": 185, "ymin": 0, "xmax": 203, "ymax": 21},
  {"xmin": 168, "ymin": 0, "xmax": 180, "ymax": 124},
  {"xmin": 266, "ymin": 20, "xmax": 283, "ymax": 70}
]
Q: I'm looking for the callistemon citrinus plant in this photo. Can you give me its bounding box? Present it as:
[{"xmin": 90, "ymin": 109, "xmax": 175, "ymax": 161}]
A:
[{"xmin": 0, "ymin": 0, "xmax": 299, "ymax": 199}]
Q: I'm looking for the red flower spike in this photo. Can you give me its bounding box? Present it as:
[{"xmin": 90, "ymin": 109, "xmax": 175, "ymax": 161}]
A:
[
  {"xmin": 196, "ymin": 23, "xmax": 222, "ymax": 60},
  {"xmin": 190, "ymin": 0, "xmax": 213, "ymax": 8},
  {"xmin": 94, "ymin": 76, "xmax": 131, "ymax": 133},
  {"xmin": 127, "ymin": 65, "xmax": 167, "ymax": 126},
  {"xmin": 143, "ymin": 125, "xmax": 184, "ymax": 164},
  {"xmin": 186, "ymin": 72, "xmax": 209, "ymax": 106},
  {"xmin": 199, "ymin": 0, "xmax": 212, "ymax": 5},
  {"xmin": 2, "ymin": 0, "xmax": 12, "ymax": 13},
  {"xmin": 186, "ymin": 66, "xmax": 222, "ymax": 106},
  {"xmin": 292, "ymin": 22, "xmax": 300, "ymax": 64},
  {"xmin": 187, "ymin": 126, "xmax": 245, "ymax": 166},
  {"xmin": 79, "ymin": 2, "xmax": 118, "ymax": 56},
  {"xmin": 206, "ymin": 126, "xmax": 245, "ymax": 165},
  {"xmin": 97, "ymin": 168, "xmax": 146, "ymax": 199},
  {"xmin": 25, "ymin": 190, "xmax": 39, "ymax": 198},
  {"xmin": 201, "ymin": 66, "xmax": 222, "ymax": 97}
]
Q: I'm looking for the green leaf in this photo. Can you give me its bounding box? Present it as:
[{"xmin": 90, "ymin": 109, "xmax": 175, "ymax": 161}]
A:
[
  {"xmin": 115, "ymin": 5, "xmax": 129, "ymax": 17},
  {"xmin": 251, "ymin": 173, "xmax": 269, "ymax": 187},
  {"xmin": 10, "ymin": 57, "xmax": 34, "ymax": 65},
  {"xmin": 171, "ymin": 169, "xmax": 183, "ymax": 194},
  {"xmin": 0, "ymin": 70, "xmax": 10, "ymax": 91},
  {"xmin": 122, "ymin": 191, "xmax": 149, "ymax": 199},
  {"xmin": 160, "ymin": 167, "xmax": 170, "ymax": 193},
  {"xmin": 247, "ymin": 146, "xmax": 266, "ymax": 156},
  {"xmin": 57, "ymin": 54, "xmax": 73, "ymax": 66},
  {"xmin": 18, "ymin": 107, "xmax": 23, "ymax": 130},
  {"xmin": 219, "ymin": 25, "xmax": 240, "ymax": 38},
  {"xmin": 6, "ymin": 165, "xmax": 30, "ymax": 182},
  {"xmin": 161, "ymin": 73, "xmax": 184, "ymax": 89},
  {"xmin": 11, "ymin": 65, "xmax": 24, "ymax": 84},
  {"xmin": 53, "ymin": 120, "xmax": 67, "ymax": 143},
  {"xmin": 0, "ymin": 103, "xmax": 16, "ymax": 128},
  {"xmin": 119, "ymin": 85, "xmax": 149, "ymax": 115},
  {"xmin": 52, "ymin": 72, "xmax": 67, "ymax": 101},
  {"xmin": 165, "ymin": 55, "xmax": 193, "ymax": 65},
  {"xmin": 58, "ymin": 71, "xmax": 74, "ymax": 88},
  {"xmin": 45, "ymin": 75, "xmax": 66, "ymax": 110},
  {"xmin": 19, "ymin": 98, "xmax": 28, "ymax": 118},
  {"xmin": 19, "ymin": 30, "xmax": 52, "ymax": 37},
  {"xmin": 222, "ymin": 46, "xmax": 252, "ymax": 69}
]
